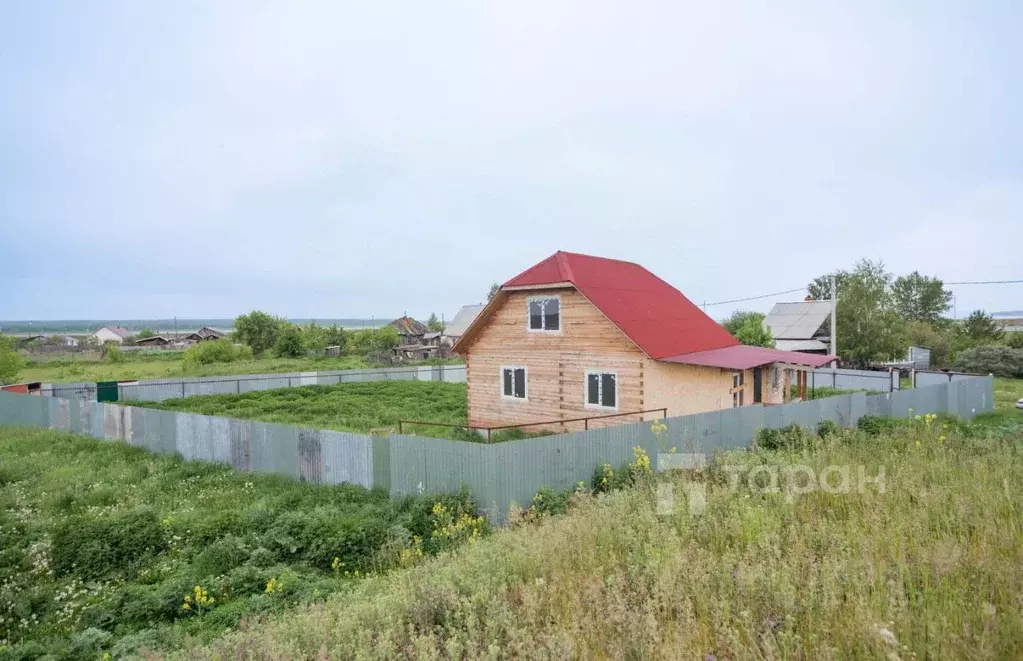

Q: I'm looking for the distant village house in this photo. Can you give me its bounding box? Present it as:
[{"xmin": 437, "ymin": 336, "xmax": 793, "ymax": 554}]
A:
[{"xmin": 92, "ymin": 326, "xmax": 130, "ymax": 344}]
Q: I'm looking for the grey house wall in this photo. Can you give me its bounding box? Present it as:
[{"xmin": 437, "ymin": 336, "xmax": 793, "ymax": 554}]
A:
[{"xmin": 1, "ymin": 377, "xmax": 994, "ymax": 520}]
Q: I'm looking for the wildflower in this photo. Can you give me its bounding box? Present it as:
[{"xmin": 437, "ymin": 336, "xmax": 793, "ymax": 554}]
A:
[
  {"xmin": 265, "ymin": 577, "xmax": 279, "ymax": 594},
  {"xmin": 915, "ymin": 440, "xmax": 921, "ymax": 449},
  {"xmin": 938, "ymin": 435, "xmax": 946, "ymax": 442}
]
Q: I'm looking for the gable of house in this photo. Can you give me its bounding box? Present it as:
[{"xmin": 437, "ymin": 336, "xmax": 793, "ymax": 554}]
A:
[
  {"xmin": 463, "ymin": 287, "xmax": 646, "ymax": 427},
  {"xmin": 456, "ymin": 251, "xmax": 738, "ymax": 358}
]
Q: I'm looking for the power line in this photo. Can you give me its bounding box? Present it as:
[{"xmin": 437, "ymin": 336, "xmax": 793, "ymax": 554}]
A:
[
  {"xmin": 702, "ymin": 277, "xmax": 1023, "ymax": 308},
  {"xmin": 703, "ymin": 287, "xmax": 806, "ymax": 307},
  {"xmin": 945, "ymin": 279, "xmax": 1023, "ymax": 285}
]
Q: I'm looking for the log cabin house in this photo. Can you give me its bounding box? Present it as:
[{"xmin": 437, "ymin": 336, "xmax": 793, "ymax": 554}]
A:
[{"xmin": 452, "ymin": 251, "xmax": 836, "ymax": 431}]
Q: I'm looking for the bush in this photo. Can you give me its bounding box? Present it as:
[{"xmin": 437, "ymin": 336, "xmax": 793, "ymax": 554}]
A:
[
  {"xmin": 856, "ymin": 415, "xmax": 902, "ymax": 437},
  {"xmin": 817, "ymin": 419, "xmax": 840, "ymax": 438},
  {"xmin": 275, "ymin": 324, "xmax": 306, "ymax": 358},
  {"xmin": 104, "ymin": 344, "xmax": 125, "ymax": 363},
  {"xmin": 528, "ymin": 486, "xmax": 574, "ymax": 517},
  {"xmin": 954, "ymin": 345, "xmax": 1023, "ymax": 378},
  {"xmin": 0, "ymin": 333, "xmax": 23, "ymax": 385},
  {"xmin": 1006, "ymin": 333, "xmax": 1023, "ymax": 350},
  {"xmin": 182, "ymin": 339, "xmax": 253, "ymax": 367},
  {"xmin": 756, "ymin": 424, "xmax": 814, "ymax": 451},
  {"xmin": 52, "ymin": 508, "xmax": 164, "ymax": 579}
]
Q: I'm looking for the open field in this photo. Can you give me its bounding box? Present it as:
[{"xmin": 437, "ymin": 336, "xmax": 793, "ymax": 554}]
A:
[
  {"xmin": 0, "ymin": 427, "xmax": 485, "ymax": 659},
  {"xmin": 136, "ymin": 381, "xmax": 469, "ymax": 438},
  {"xmin": 169, "ymin": 409, "xmax": 1023, "ymax": 660},
  {"xmin": 994, "ymin": 376, "xmax": 1022, "ymax": 410},
  {"xmin": 17, "ymin": 353, "xmax": 460, "ymax": 385}
]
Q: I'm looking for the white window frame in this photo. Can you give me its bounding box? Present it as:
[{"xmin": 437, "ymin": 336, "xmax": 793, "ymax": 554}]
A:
[
  {"xmin": 583, "ymin": 369, "xmax": 618, "ymax": 411},
  {"xmin": 500, "ymin": 365, "xmax": 528, "ymax": 401},
  {"xmin": 526, "ymin": 295, "xmax": 562, "ymax": 334}
]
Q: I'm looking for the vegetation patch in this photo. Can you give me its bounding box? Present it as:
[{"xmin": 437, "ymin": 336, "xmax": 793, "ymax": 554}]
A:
[
  {"xmin": 0, "ymin": 428, "xmax": 486, "ymax": 659},
  {"xmin": 161, "ymin": 412, "xmax": 1023, "ymax": 660},
  {"xmin": 132, "ymin": 381, "xmax": 469, "ymax": 439}
]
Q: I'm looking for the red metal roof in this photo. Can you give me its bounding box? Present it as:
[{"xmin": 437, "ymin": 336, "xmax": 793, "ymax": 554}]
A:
[
  {"xmin": 661, "ymin": 345, "xmax": 837, "ymax": 370},
  {"xmin": 503, "ymin": 251, "xmax": 740, "ymax": 359}
]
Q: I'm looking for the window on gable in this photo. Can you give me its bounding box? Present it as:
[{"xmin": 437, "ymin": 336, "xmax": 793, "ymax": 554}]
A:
[
  {"xmin": 501, "ymin": 367, "xmax": 527, "ymax": 399},
  {"xmin": 528, "ymin": 296, "xmax": 560, "ymax": 332},
  {"xmin": 585, "ymin": 371, "xmax": 617, "ymax": 409}
]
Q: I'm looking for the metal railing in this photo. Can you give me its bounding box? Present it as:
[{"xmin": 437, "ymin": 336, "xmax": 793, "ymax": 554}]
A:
[{"xmin": 398, "ymin": 407, "xmax": 668, "ymax": 442}]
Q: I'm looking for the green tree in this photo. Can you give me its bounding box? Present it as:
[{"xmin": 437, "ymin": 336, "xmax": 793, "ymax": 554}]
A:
[
  {"xmin": 302, "ymin": 321, "xmax": 327, "ymax": 353},
  {"xmin": 807, "ymin": 271, "xmax": 847, "ymax": 301},
  {"xmin": 722, "ymin": 311, "xmax": 775, "ymax": 348},
  {"xmin": 891, "ymin": 272, "xmax": 952, "ymax": 324},
  {"xmin": 136, "ymin": 329, "xmax": 156, "ymax": 340},
  {"xmin": 1006, "ymin": 333, "xmax": 1023, "ymax": 350},
  {"xmin": 907, "ymin": 321, "xmax": 954, "ymax": 368},
  {"xmin": 323, "ymin": 324, "xmax": 348, "ymax": 349},
  {"xmin": 0, "ymin": 334, "xmax": 24, "ymax": 384},
  {"xmin": 426, "ymin": 313, "xmax": 444, "ymax": 332},
  {"xmin": 960, "ymin": 310, "xmax": 1003, "ymax": 344},
  {"xmin": 487, "ymin": 283, "xmax": 501, "ymax": 301},
  {"xmin": 372, "ymin": 326, "xmax": 400, "ymax": 354},
  {"xmin": 347, "ymin": 329, "xmax": 375, "ymax": 355},
  {"xmin": 275, "ymin": 323, "xmax": 305, "ymax": 358},
  {"xmin": 233, "ymin": 311, "xmax": 282, "ymax": 356},
  {"xmin": 832, "ymin": 259, "xmax": 908, "ymax": 367}
]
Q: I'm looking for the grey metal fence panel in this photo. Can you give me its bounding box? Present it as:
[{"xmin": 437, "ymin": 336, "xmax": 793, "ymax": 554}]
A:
[
  {"xmin": 319, "ymin": 430, "xmax": 374, "ymax": 488},
  {"xmin": 810, "ymin": 368, "xmax": 892, "ymax": 392},
  {"xmin": 106, "ymin": 365, "xmax": 469, "ymax": 402},
  {"xmin": 915, "ymin": 371, "xmax": 952, "ymax": 388}
]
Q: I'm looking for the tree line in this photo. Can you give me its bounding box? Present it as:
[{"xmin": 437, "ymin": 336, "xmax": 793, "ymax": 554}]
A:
[{"xmin": 722, "ymin": 259, "xmax": 1021, "ymax": 373}]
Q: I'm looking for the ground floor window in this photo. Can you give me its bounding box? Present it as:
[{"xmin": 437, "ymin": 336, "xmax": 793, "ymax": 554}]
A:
[
  {"xmin": 501, "ymin": 366, "xmax": 527, "ymax": 400},
  {"xmin": 585, "ymin": 371, "xmax": 617, "ymax": 409},
  {"xmin": 732, "ymin": 370, "xmax": 745, "ymax": 407}
]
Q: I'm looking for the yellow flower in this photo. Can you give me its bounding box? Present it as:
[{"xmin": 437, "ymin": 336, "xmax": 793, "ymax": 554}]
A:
[
  {"xmin": 938, "ymin": 435, "xmax": 946, "ymax": 442},
  {"xmin": 915, "ymin": 440, "xmax": 921, "ymax": 449},
  {"xmin": 182, "ymin": 602, "xmax": 191, "ymax": 610}
]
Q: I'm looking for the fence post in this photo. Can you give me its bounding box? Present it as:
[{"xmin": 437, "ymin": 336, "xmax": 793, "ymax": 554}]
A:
[
  {"xmin": 181, "ymin": 382, "xmax": 186, "ymax": 398},
  {"xmin": 237, "ymin": 379, "xmax": 241, "ymax": 394}
]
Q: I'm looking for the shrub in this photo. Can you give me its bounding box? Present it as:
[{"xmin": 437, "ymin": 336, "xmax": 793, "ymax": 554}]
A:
[
  {"xmin": 275, "ymin": 324, "xmax": 305, "ymax": 358},
  {"xmin": 104, "ymin": 344, "xmax": 125, "ymax": 363},
  {"xmin": 528, "ymin": 486, "xmax": 573, "ymax": 517},
  {"xmin": 0, "ymin": 333, "xmax": 23, "ymax": 384},
  {"xmin": 182, "ymin": 339, "xmax": 253, "ymax": 367},
  {"xmin": 52, "ymin": 508, "xmax": 164, "ymax": 579},
  {"xmin": 817, "ymin": 419, "xmax": 840, "ymax": 438},
  {"xmin": 856, "ymin": 415, "xmax": 902, "ymax": 437},
  {"xmin": 1006, "ymin": 333, "xmax": 1023, "ymax": 350},
  {"xmin": 756, "ymin": 424, "xmax": 814, "ymax": 451},
  {"xmin": 954, "ymin": 345, "xmax": 1023, "ymax": 378}
]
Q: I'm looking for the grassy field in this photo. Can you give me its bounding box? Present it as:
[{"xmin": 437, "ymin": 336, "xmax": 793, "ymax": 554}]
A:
[
  {"xmin": 0, "ymin": 428, "xmax": 485, "ymax": 660},
  {"xmin": 167, "ymin": 408, "xmax": 1023, "ymax": 660},
  {"xmin": 994, "ymin": 376, "xmax": 1023, "ymax": 410},
  {"xmin": 17, "ymin": 352, "xmax": 460, "ymax": 384},
  {"xmin": 135, "ymin": 381, "xmax": 471, "ymax": 439}
]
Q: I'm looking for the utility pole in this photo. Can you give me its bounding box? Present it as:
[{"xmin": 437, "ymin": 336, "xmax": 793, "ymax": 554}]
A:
[{"xmin": 830, "ymin": 276, "xmax": 838, "ymax": 361}]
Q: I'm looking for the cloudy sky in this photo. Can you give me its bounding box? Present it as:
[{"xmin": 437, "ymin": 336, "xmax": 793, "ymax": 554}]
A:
[{"xmin": 2, "ymin": 0, "xmax": 1021, "ymax": 322}]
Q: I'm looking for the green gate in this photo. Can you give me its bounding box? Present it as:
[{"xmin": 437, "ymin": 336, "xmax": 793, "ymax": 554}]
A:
[{"xmin": 96, "ymin": 381, "xmax": 119, "ymax": 402}]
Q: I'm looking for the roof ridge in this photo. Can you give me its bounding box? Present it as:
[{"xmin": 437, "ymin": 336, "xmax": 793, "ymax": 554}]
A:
[{"xmin": 555, "ymin": 251, "xmax": 575, "ymax": 282}]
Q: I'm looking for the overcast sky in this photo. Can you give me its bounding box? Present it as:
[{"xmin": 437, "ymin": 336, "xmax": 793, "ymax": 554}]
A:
[{"xmin": 2, "ymin": 0, "xmax": 1021, "ymax": 322}]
